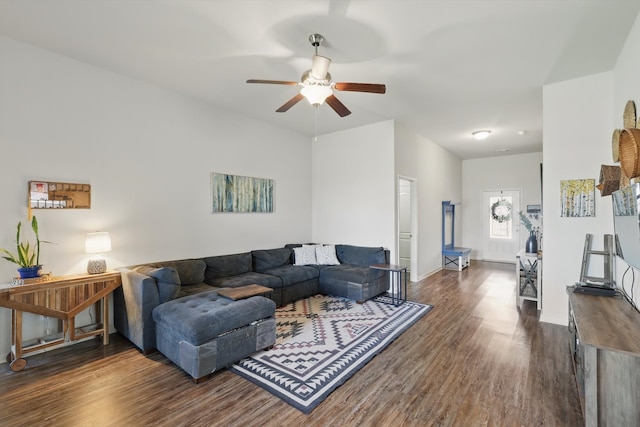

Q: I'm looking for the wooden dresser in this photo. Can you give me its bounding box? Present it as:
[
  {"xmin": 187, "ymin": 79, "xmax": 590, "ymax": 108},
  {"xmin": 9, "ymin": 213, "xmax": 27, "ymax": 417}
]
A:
[{"xmin": 567, "ymin": 289, "xmax": 640, "ymax": 426}]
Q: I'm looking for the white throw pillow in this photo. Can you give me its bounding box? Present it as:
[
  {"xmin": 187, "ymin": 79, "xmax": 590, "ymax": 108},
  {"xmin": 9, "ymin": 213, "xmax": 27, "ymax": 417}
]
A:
[
  {"xmin": 316, "ymin": 245, "xmax": 340, "ymax": 265},
  {"xmin": 294, "ymin": 246, "xmax": 318, "ymax": 265},
  {"xmin": 303, "ymin": 244, "xmax": 322, "ymax": 250}
]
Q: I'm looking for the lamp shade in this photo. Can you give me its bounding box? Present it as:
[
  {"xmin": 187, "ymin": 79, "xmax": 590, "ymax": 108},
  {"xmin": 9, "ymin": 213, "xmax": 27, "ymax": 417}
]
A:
[
  {"xmin": 85, "ymin": 232, "xmax": 111, "ymax": 254},
  {"xmin": 301, "ymin": 85, "xmax": 333, "ymax": 106}
]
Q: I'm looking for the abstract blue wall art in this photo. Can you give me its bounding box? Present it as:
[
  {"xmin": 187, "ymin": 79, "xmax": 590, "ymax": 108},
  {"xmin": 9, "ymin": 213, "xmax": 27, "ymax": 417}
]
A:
[{"xmin": 211, "ymin": 173, "xmax": 274, "ymax": 213}]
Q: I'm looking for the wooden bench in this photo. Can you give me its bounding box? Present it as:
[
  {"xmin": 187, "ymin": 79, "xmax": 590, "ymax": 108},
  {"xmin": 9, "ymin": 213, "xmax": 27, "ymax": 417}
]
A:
[{"xmin": 442, "ymin": 246, "xmax": 471, "ymax": 271}]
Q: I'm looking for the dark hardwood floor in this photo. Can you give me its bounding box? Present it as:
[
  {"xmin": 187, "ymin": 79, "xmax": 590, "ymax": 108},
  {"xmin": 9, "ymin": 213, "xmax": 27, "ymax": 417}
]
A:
[{"xmin": 0, "ymin": 261, "xmax": 583, "ymax": 426}]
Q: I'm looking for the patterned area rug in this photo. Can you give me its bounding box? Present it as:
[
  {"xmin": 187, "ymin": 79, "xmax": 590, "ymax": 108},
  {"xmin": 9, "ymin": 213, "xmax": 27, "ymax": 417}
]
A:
[{"xmin": 230, "ymin": 294, "xmax": 433, "ymax": 413}]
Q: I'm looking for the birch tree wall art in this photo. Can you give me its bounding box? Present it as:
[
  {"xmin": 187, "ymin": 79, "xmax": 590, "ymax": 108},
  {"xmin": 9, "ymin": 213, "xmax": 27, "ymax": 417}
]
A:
[
  {"xmin": 211, "ymin": 173, "xmax": 273, "ymax": 213},
  {"xmin": 560, "ymin": 179, "xmax": 595, "ymax": 217}
]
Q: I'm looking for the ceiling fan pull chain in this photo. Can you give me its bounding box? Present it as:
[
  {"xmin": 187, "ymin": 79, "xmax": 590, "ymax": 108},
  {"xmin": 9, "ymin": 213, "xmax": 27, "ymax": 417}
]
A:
[{"xmin": 314, "ymin": 105, "xmax": 319, "ymax": 142}]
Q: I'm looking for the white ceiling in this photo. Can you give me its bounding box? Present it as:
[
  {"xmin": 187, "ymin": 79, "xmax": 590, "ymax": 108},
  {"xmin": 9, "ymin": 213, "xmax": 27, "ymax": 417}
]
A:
[{"xmin": 1, "ymin": 0, "xmax": 638, "ymax": 159}]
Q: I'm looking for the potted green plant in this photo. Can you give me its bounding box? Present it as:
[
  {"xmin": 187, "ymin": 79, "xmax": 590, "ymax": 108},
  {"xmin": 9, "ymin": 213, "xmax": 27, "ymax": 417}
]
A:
[{"xmin": 0, "ymin": 216, "xmax": 48, "ymax": 279}]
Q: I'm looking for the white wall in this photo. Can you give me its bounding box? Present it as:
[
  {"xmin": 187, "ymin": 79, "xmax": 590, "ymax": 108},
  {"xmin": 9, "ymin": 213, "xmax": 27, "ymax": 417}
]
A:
[
  {"xmin": 612, "ymin": 11, "xmax": 640, "ymax": 306},
  {"xmin": 462, "ymin": 152, "xmax": 543, "ymax": 260},
  {"xmin": 541, "ymin": 12, "xmax": 640, "ymax": 326},
  {"xmin": 541, "ymin": 72, "xmax": 615, "ymax": 325},
  {"xmin": 0, "ymin": 37, "xmax": 312, "ymax": 357},
  {"xmin": 311, "ymin": 120, "xmax": 396, "ymax": 256},
  {"xmin": 394, "ymin": 122, "xmax": 462, "ymax": 279},
  {"xmin": 541, "ymin": 11, "xmax": 640, "ymax": 325},
  {"xmin": 312, "ymin": 120, "xmax": 463, "ymax": 281}
]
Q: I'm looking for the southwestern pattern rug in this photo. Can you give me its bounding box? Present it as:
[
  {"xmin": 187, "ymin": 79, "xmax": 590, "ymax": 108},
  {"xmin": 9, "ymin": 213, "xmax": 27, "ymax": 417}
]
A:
[{"xmin": 230, "ymin": 294, "xmax": 433, "ymax": 413}]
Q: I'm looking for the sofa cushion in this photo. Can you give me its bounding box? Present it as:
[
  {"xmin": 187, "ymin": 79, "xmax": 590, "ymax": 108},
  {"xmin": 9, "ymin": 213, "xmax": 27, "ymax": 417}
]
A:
[
  {"xmin": 252, "ymin": 248, "xmax": 292, "ymax": 273},
  {"xmin": 204, "ymin": 252, "xmax": 252, "ymax": 280},
  {"xmin": 209, "ymin": 272, "xmax": 283, "ymax": 289},
  {"xmin": 315, "ymin": 245, "xmax": 341, "ymax": 265},
  {"xmin": 293, "ymin": 246, "xmax": 318, "ymax": 265},
  {"xmin": 156, "ymin": 259, "xmax": 206, "ymax": 286},
  {"xmin": 263, "ymin": 265, "xmax": 319, "ymax": 286},
  {"xmin": 176, "ymin": 283, "xmax": 216, "ymax": 298},
  {"xmin": 335, "ymin": 245, "xmax": 386, "ymax": 266},
  {"xmin": 132, "ymin": 266, "xmax": 181, "ymax": 303},
  {"xmin": 320, "ymin": 264, "xmax": 385, "ymax": 284}
]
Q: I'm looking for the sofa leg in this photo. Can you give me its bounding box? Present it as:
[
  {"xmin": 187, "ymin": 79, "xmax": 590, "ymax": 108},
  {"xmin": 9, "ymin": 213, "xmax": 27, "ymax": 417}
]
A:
[{"xmin": 193, "ymin": 373, "xmax": 212, "ymax": 384}]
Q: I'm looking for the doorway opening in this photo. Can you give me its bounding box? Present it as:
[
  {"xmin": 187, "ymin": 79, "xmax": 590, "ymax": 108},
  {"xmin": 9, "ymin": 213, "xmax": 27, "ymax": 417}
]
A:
[{"xmin": 398, "ymin": 176, "xmax": 417, "ymax": 281}]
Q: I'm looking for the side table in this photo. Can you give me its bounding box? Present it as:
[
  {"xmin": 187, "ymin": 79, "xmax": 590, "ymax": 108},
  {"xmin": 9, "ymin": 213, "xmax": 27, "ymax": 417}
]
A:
[
  {"xmin": 0, "ymin": 271, "xmax": 122, "ymax": 372},
  {"xmin": 516, "ymin": 250, "xmax": 542, "ymax": 310},
  {"xmin": 370, "ymin": 263, "xmax": 407, "ymax": 306}
]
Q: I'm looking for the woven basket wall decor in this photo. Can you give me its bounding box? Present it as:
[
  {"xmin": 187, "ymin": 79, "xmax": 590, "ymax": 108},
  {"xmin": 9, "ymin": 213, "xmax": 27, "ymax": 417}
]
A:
[
  {"xmin": 612, "ymin": 129, "xmax": 621, "ymax": 162},
  {"xmin": 619, "ymin": 128, "xmax": 640, "ymax": 179},
  {"xmin": 620, "ymin": 172, "xmax": 630, "ymax": 188},
  {"xmin": 623, "ymin": 100, "xmax": 636, "ymax": 128},
  {"xmin": 597, "ymin": 165, "xmax": 621, "ymax": 196}
]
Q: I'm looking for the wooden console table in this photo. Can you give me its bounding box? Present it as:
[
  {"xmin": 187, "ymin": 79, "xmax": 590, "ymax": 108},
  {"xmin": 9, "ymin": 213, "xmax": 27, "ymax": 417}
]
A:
[
  {"xmin": 0, "ymin": 271, "xmax": 122, "ymax": 372},
  {"xmin": 567, "ymin": 289, "xmax": 640, "ymax": 426}
]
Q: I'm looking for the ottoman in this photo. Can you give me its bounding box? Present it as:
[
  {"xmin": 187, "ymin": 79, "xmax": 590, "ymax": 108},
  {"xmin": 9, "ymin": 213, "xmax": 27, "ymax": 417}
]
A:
[{"xmin": 152, "ymin": 290, "xmax": 276, "ymax": 382}]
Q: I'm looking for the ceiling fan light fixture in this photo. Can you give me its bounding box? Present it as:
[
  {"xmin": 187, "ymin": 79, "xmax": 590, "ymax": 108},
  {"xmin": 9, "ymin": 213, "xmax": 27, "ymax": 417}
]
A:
[
  {"xmin": 247, "ymin": 33, "xmax": 384, "ymax": 117},
  {"xmin": 310, "ymin": 55, "xmax": 331, "ymax": 80},
  {"xmin": 301, "ymin": 85, "xmax": 333, "ymax": 106},
  {"xmin": 472, "ymin": 130, "xmax": 491, "ymax": 140}
]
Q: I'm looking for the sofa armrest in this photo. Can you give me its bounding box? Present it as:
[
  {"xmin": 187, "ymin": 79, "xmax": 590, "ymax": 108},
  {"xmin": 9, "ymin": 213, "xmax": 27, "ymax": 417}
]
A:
[{"xmin": 113, "ymin": 267, "xmax": 161, "ymax": 353}]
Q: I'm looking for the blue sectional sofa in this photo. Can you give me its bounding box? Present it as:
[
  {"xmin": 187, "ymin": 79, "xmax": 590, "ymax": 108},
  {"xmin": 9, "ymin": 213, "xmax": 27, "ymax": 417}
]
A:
[{"xmin": 113, "ymin": 244, "xmax": 390, "ymax": 354}]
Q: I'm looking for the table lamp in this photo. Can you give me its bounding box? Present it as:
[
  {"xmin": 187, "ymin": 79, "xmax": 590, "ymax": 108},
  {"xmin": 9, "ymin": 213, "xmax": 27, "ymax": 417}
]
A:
[{"xmin": 85, "ymin": 231, "xmax": 111, "ymax": 274}]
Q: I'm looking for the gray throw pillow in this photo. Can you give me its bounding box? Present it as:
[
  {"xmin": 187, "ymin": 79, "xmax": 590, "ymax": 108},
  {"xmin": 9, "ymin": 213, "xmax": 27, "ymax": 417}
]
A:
[
  {"xmin": 336, "ymin": 245, "xmax": 386, "ymax": 266},
  {"xmin": 158, "ymin": 259, "xmax": 206, "ymax": 285},
  {"xmin": 133, "ymin": 265, "xmax": 181, "ymax": 303},
  {"xmin": 252, "ymin": 248, "xmax": 292, "ymax": 272}
]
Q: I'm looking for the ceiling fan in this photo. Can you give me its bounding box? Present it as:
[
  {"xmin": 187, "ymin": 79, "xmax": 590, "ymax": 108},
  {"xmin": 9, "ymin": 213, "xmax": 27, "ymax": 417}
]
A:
[{"xmin": 247, "ymin": 34, "xmax": 386, "ymax": 117}]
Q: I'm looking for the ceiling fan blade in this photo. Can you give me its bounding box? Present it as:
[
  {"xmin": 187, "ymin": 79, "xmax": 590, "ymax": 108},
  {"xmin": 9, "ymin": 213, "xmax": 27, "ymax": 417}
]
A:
[
  {"xmin": 334, "ymin": 82, "xmax": 386, "ymax": 94},
  {"xmin": 247, "ymin": 79, "xmax": 299, "ymax": 86},
  {"xmin": 325, "ymin": 95, "xmax": 351, "ymax": 117},
  {"xmin": 276, "ymin": 93, "xmax": 305, "ymax": 113}
]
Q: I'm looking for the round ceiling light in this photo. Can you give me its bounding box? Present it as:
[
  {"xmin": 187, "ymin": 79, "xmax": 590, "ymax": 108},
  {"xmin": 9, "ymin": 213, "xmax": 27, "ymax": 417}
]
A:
[{"xmin": 472, "ymin": 130, "xmax": 491, "ymax": 140}]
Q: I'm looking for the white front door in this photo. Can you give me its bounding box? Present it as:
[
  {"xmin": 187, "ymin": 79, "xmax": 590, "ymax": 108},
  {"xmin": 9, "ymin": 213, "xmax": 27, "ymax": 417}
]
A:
[{"xmin": 482, "ymin": 190, "xmax": 520, "ymax": 262}]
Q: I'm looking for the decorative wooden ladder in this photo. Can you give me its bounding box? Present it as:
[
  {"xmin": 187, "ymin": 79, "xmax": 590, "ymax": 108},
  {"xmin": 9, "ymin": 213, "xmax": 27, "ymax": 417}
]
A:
[{"xmin": 579, "ymin": 234, "xmax": 614, "ymax": 286}]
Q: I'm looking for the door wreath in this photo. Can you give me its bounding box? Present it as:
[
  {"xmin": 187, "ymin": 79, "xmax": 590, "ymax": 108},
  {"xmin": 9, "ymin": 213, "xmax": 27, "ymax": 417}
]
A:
[{"xmin": 491, "ymin": 199, "xmax": 512, "ymax": 223}]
